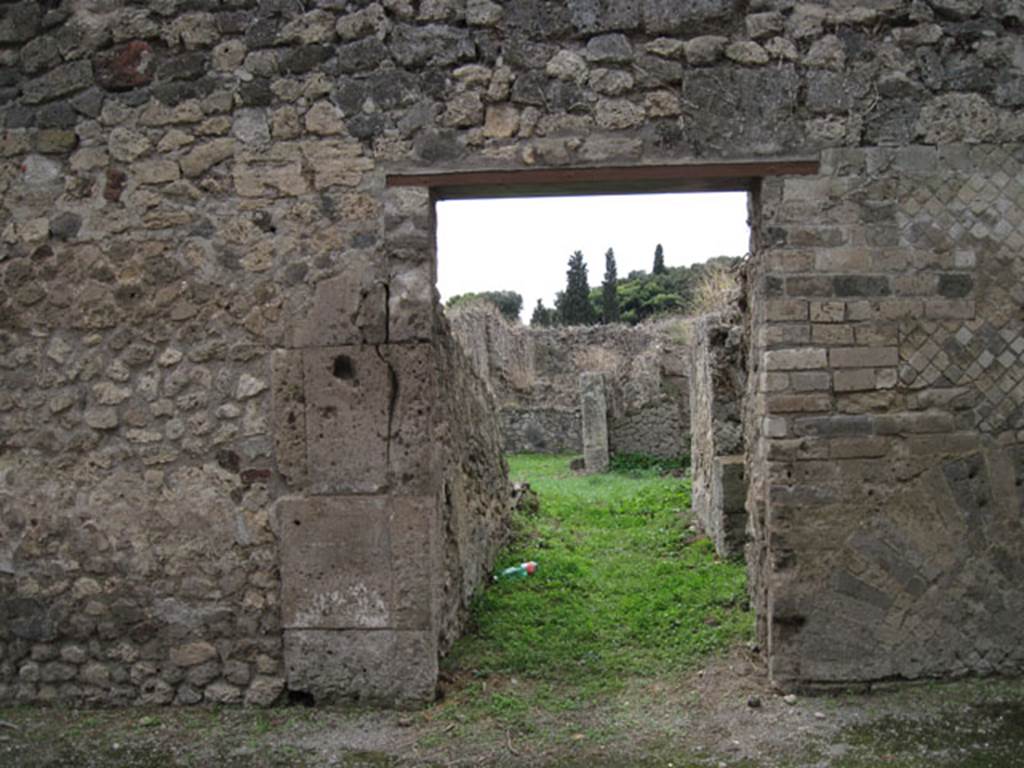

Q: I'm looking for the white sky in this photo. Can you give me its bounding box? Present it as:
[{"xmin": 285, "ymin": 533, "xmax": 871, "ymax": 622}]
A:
[{"xmin": 435, "ymin": 192, "xmax": 751, "ymax": 323}]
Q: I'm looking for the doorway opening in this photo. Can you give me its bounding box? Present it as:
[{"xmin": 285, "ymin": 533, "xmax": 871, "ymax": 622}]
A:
[{"xmin": 415, "ymin": 172, "xmax": 755, "ymax": 699}]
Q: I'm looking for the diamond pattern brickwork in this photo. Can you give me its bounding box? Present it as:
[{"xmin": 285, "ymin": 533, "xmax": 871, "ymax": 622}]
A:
[
  {"xmin": 896, "ymin": 147, "xmax": 1024, "ymax": 435},
  {"xmin": 899, "ymin": 319, "xmax": 1024, "ymax": 433}
]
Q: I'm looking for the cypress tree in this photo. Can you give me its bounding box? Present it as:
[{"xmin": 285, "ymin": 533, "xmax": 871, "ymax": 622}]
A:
[
  {"xmin": 530, "ymin": 298, "xmax": 555, "ymax": 327},
  {"xmin": 601, "ymin": 247, "xmax": 619, "ymax": 324},
  {"xmin": 653, "ymin": 243, "xmax": 667, "ymax": 275},
  {"xmin": 560, "ymin": 250, "xmax": 596, "ymax": 325}
]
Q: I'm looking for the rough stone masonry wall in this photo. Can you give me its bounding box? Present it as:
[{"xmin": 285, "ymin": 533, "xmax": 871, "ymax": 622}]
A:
[
  {"xmin": 1, "ymin": 0, "xmax": 1023, "ymax": 703},
  {"xmin": 609, "ymin": 334, "xmax": 691, "ymax": 459},
  {"xmin": 0, "ymin": 0, "xmax": 514, "ymax": 705},
  {"xmin": 450, "ymin": 305, "xmax": 690, "ymax": 458},
  {"xmin": 689, "ymin": 307, "xmax": 747, "ymax": 558}
]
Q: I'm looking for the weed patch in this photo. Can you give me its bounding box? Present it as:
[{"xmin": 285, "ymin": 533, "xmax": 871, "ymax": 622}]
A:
[{"xmin": 608, "ymin": 452, "xmax": 689, "ymax": 475}]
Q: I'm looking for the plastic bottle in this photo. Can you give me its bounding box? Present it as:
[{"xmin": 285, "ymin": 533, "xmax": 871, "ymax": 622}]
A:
[{"xmin": 494, "ymin": 561, "xmax": 537, "ymax": 581}]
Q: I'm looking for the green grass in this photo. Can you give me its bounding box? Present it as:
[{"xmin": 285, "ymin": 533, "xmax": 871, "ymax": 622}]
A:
[{"xmin": 444, "ymin": 453, "xmax": 752, "ymax": 685}]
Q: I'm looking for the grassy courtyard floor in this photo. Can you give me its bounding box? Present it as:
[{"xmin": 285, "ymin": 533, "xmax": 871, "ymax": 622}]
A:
[
  {"xmin": 444, "ymin": 453, "xmax": 751, "ymax": 686},
  {"xmin": 4, "ymin": 454, "xmax": 1024, "ymax": 767},
  {"xmin": 426, "ymin": 452, "xmax": 751, "ymax": 747}
]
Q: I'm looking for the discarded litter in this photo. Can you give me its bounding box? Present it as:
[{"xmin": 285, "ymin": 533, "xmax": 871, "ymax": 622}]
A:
[{"xmin": 494, "ymin": 561, "xmax": 537, "ymax": 581}]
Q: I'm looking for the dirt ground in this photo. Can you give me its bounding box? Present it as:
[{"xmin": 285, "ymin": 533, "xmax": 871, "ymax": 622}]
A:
[{"xmin": 4, "ymin": 648, "xmax": 1024, "ymax": 768}]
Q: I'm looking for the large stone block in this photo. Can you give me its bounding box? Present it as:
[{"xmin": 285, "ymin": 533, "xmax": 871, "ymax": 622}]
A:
[
  {"xmin": 303, "ymin": 346, "xmax": 390, "ymax": 494},
  {"xmin": 278, "ymin": 495, "xmax": 436, "ymax": 631},
  {"xmin": 382, "ymin": 343, "xmax": 439, "ymax": 494},
  {"xmin": 284, "ymin": 629, "xmax": 437, "ymax": 705},
  {"xmin": 271, "ymin": 349, "xmax": 306, "ymax": 488},
  {"xmin": 94, "ymin": 41, "xmax": 156, "ymax": 91},
  {"xmin": 288, "ymin": 274, "xmax": 387, "ymax": 348},
  {"xmin": 21, "ymin": 61, "xmax": 94, "ymax": 104},
  {"xmin": 301, "ymin": 342, "xmax": 440, "ymax": 495}
]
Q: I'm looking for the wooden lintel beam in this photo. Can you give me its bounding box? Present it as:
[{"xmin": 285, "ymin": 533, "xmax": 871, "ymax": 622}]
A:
[{"xmin": 386, "ymin": 160, "xmax": 819, "ymax": 199}]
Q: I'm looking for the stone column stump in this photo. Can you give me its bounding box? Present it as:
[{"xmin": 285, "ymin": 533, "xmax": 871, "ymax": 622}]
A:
[{"xmin": 580, "ymin": 372, "xmax": 610, "ymax": 474}]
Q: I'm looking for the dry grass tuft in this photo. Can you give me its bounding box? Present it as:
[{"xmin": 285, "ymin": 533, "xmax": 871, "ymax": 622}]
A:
[{"xmin": 691, "ymin": 263, "xmax": 742, "ymax": 317}]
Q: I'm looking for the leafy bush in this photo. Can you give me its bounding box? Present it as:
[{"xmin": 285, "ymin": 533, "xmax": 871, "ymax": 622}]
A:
[
  {"xmin": 447, "ymin": 290, "xmax": 524, "ymax": 322},
  {"xmin": 609, "ymin": 452, "xmax": 690, "ymax": 476},
  {"xmin": 588, "ymin": 256, "xmax": 741, "ymax": 326}
]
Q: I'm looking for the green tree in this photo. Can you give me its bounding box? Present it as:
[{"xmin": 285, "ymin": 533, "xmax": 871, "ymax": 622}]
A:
[
  {"xmin": 560, "ymin": 250, "xmax": 596, "ymax": 326},
  {"xmin": 530, "ymin": 298, "xmax": 557, "ymax": 327},
  {"xmin": 601, "ymin": 247, "xmax": 619, "ymax": 324},
  {"xmin": 446, "ymin": 290, "xmax": 523, "ymax": 322},
  {"xmin": 616, "ymin": 257, "xmax": 742, "ymax": 324},
  {"xmin": 652, "ymin": 243, "xmax": 667, "ymax": 275}
]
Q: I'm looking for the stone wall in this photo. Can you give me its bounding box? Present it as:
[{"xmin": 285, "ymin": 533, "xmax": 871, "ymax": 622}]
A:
[
  {"xmin": 433, "ymin": 317, "xmax": 512, "ymax": 661},
  {"xmin": 0, "ymin": 0, "xmax": 516, "ymax": 704},
  {"xmin": 500, "ymin": 407, "xmax": 580, "ymax": 455},
  {"xmin": 609, "ymin": 330, "xmax": 691, "ymax": 459},
  {"xmin": 275, "ymin": 300, "xmax": 511, "ymax": 705},
  {"xmin": 1, "ymin": 0, "xmax": 1023, "ymax": 703},
  {"xmin": 1, "ymin": 452, "xmax": 285, "ymax": 707},
  {"xmin": 748, "ymin": 144, "xmax": 1024, "ymax": 687},
  {"xmin": 689, "ymin": 306, "xmax": 747, "ymax": 558},
  {"xmin": 449, "ymin": 305, "xmax": 691, "ymax": 459}
]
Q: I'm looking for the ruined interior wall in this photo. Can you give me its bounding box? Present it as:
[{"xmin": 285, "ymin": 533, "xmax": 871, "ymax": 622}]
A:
[
  {"xmin": 447, "ymin": 304, "xmax": 533, "ymax": 393},
  {"xmin": 450, "ymin": 307, "xmax": 690, "ymax": 458},
  {"xmin": 1, "ymin": 0, "xmax": 1023, "ymax": 704},
  {"xmin": 744, "ymin": 188, "xmax": 773, "ymax": 650},
  {"xmin": 689, "ymin": 308, "xmax": 747, "ymax": 557},
  {"xmin": 433, "ymin": 313, "xmax": 512, "ymax": 657},
  {"xmin": 500, "ymin": 406, "xmax": 582, "ymax": 455},
  {"xmin": 526, "ymin": 326, "xmax": 690, "ymax": 462},
  {"xmin": 607, "ymin": 338, "xmax": 691, "ymax": 459}
]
